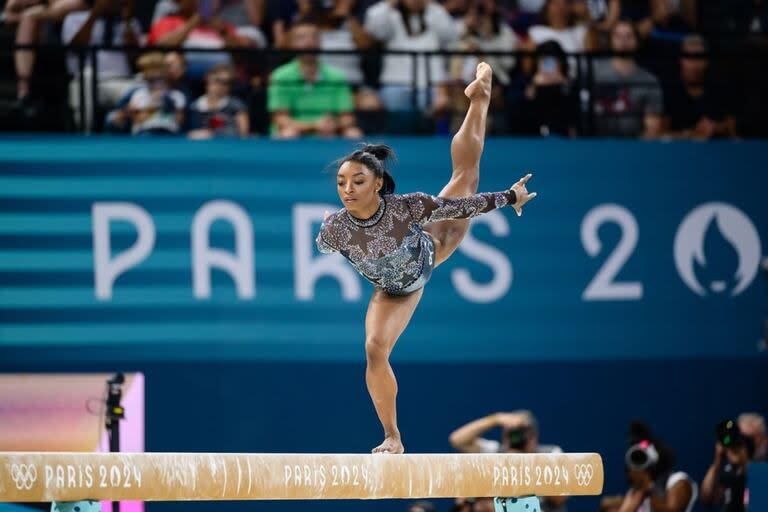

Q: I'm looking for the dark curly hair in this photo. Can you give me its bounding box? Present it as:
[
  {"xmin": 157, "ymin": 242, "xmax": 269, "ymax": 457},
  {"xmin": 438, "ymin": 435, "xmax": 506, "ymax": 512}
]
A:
[{"xmin": 334, "ymin": 143, "xmax": 397, "ymax": 197}]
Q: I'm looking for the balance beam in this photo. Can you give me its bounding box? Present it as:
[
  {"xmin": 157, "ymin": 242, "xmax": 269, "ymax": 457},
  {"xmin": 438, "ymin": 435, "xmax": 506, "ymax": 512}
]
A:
[{"xmin": 0, "ymin": 452, "xmax": 603, "ymax": 502}]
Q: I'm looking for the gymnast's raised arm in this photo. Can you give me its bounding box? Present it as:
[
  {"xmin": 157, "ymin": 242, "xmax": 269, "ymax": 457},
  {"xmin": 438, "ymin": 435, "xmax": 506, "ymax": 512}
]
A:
[{"xmin": 405, "ymin": 173, "xmax": 537, "ymax": 224}]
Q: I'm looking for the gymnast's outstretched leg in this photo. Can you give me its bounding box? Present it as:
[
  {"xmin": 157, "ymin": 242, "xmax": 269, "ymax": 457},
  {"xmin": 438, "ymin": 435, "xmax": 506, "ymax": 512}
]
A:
[{"xmin": 425, "ymin": 61, "xmax": 493, "ymax": 266}]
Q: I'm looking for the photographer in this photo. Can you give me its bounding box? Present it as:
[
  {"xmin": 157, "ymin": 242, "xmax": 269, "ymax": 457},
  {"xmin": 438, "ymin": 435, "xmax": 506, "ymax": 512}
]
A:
[
  {"xmin": 449, "ymin": 410, "xmax": 566, "ymax": 512},
  {"xmin": 618, "ymin": 422, "xmax": 697, "ymax": 512},
  {"xmin": 701, "ymin": 419, "xmax": 753, "ymax": 512}
]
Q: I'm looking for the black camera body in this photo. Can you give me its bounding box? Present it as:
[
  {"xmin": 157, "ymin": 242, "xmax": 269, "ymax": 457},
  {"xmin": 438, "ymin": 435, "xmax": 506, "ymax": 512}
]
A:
[
  {"xmin": 506, "ymin": 427, "xmax": 530, "ymax": 451},
  {"xmin": 715, "ymin": 419, "xmax": 755, "ymax": 457}
]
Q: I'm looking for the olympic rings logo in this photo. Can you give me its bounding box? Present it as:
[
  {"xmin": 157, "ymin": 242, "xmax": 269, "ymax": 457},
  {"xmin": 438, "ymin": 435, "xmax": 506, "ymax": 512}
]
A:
[
  {"xmin": 10, "ymin": 463, "xmax": 38, "ymax": 490},
  {"xmin": 574, "ymin": 464, "xmax": 593, "ymax": 486}
]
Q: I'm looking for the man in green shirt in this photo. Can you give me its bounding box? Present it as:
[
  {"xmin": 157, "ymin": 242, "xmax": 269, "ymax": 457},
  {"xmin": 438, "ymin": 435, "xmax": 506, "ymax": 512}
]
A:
[{"xmin": 268, "ymin": 20, "xmax": 363, "ymax": 138}]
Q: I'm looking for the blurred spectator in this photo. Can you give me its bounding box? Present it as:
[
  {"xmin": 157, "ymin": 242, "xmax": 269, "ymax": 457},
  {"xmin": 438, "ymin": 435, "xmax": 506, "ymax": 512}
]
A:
[
  {"xmin": 407, "ymin": 501, "xmax": 436, "ymax": 512},
  {"xmin": 745, "ymin": 0, "xmax": 768, "ymax": 38},
  {"xmin": 572, "ymin": 0, "xmax": 621, "ymax": 49},
  {"xmin": 628, "ymin": 0, "xmax": 696, "ymax": 41},
  {"xmin": 165, "ymin": 51, "xmax": 193, "ymax": 100},
  {"xmin": 527, "ymin": 0, "xmax": 588, "ymax": 55},
  {"xmin": 148, "ymin": 0, "xmax": 256, "ymax": 80},
  {"xmin": 449, "ymin": 410, "xmax": 567, "ymax": 512},
  {"xmin": 662, "ymin": 35, "xmax": 737, "ymax": 140},
  {"xmin": 276, "ymin": 1, "xmax": 383, "ymax": 112},
  {"xmin": 269, "ymin": 0, "xmax": 376, "ymax": 52},
  {"xmin": 618, "ymin": 421, "xmax": 697, "ymax": 512},
  {"xmin": 316, "ymin": 0, "xmax": 373, "ymax": 86},
  {"xmin": 268, "ymin": 0, "xmax": 306, "ymax": 48},
  {"xmin": 517, "ymin": 0, "xmax": 546, "ymax": 15},
  {"xmin": 599, "ymin": 495, "xmax": 623, "ymax": 512},
  {"xmin": 591, "ymin": 19, "xmax": 663, "ymax": 138},
  {"xmin": 738, "ymin": 412, "xmax": 767, "ymax": 461},
  {"xmin": 3, "ymin": 0, "xmax": 86, "ymax": 103},
  {"xmin": 442, "ymin": 0, "xmax": 543, "ymax": 34},
  {"xmin": 518, "ymin": 40, "xmax": 578, "ymax": 136},
  {"xmin": 267, "ymin": 19, "xmax": 362, "ymax": 138},
  {"xmin": 452, "ymin": 0, "xmax": 518, "ymax": 86},
  {"xmin": 218, "ymin": 0, "xmax": 266, "ymax": 43},
  {"xmin": 364, "ymin": 0, "xmax": 459, "ymax": 112},
  {"xmin": 701, "ymin": 419, "xmax": 752, "ymax": 512},
  {"xmin": 105, "ymin": 52, "xmax": 186, "ymax": 134},
  {"xmin": 573, "ymin": 0, "xmax": 621, "ymax": 30},
  {"xmin": 697, "ymin": 0, "xmax": 768, "ymax": 41},
  {"xmin": 152, "ymin": 0, "xmax": 267, "ymax": 47},
  {"xmin": 188, "ymin": 63, "xmax": 249, "ymax": 138},
  {"xmin": 447, "ymin": 0, "xmax": 517, "ymax": 133},
  {"xmin": 451, "ymin": 497, "xmax": 496, "ymax": 512},
  {"xmin": 62, "ymin": 0, "xmax": 142, "ymax": 132}
]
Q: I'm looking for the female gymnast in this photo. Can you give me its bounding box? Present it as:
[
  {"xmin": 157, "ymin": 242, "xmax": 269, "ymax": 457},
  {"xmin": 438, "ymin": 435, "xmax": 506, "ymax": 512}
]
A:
[{"xmin": 316, "ymin": 62, "xmax": 537, "ymax": 454}]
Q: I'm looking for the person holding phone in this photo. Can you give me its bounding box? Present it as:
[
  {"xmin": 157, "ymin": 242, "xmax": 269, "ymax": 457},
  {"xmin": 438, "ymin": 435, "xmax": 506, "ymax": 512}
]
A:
[{"xmin": 518, "ymin": 40, "xmax": 578, "ymax": 137}]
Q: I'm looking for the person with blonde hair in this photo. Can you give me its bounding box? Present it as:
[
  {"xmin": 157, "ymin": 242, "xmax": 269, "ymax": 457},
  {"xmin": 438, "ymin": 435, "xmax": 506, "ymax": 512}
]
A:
[{"xmin": 106, "ymin": 52, "xmax": 186, "ymax": 135}]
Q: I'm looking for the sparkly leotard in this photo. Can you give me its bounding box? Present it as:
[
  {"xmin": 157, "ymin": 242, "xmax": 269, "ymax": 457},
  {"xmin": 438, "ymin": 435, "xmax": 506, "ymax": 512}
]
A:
[{"xmin": 316, "ymin": 190, "xmax": 516, "ymax": 295}]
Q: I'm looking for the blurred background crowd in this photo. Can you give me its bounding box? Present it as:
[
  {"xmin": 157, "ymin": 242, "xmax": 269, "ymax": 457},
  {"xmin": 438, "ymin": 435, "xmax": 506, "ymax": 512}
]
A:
[{"xmin": 0, "ymin": 0, "xmax": 766, "ymax": 138}]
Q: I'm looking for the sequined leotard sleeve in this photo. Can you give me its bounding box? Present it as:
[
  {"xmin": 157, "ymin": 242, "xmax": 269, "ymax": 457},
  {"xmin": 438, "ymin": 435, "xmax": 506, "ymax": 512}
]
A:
[{"xmin": 316, "ymin": 189, "xmax": 516, "ymax": 293}]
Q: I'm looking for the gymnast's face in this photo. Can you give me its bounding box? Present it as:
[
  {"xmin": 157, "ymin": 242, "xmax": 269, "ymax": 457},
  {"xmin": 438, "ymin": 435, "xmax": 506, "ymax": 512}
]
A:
[{"xmin": 337, "ymin": 161, "xmax": 383, "ymax": 215}]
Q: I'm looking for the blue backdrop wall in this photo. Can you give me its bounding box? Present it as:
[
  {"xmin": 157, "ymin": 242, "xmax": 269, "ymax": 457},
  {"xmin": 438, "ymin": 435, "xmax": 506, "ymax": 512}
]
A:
[{"xmin": 0, "ymin": 137, "xmax": 766, "ymax": 512}]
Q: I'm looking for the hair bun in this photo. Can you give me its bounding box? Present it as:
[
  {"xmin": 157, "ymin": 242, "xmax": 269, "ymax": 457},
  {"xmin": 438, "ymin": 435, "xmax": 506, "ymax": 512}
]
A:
[
  {"xmin": 361, "ymin": 143, "xmax": 395, "ymax": 164},
  {"xmin": 629, "ymin": 420, "xmax": 653, "ymax": 444}
]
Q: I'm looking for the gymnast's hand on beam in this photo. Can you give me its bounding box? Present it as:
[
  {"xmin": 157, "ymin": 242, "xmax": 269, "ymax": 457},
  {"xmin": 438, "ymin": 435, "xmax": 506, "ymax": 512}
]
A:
[{"xmin": 510, "ymin": 173, "xmax": 537, "ymax": 217}]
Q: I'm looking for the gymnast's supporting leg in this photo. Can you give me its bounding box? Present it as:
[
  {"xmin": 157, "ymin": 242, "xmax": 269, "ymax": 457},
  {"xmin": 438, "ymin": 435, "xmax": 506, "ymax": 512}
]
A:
[
  {"xmin": 364, "ymin": 288, "xmax": 424, "ymax": 454},
  {"xmin": 363, "ymin": 64, "xmax": 493, "ymax": 455},
  {"xmin": 428, "ymin": 62, "xmax": 493, "ymax": 266}
]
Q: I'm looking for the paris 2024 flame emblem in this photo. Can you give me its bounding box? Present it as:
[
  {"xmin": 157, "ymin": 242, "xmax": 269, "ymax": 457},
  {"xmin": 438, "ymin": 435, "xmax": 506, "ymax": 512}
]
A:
[{"xmin": 674, "ymin": 202, "xmax": 762, "ymax": 297}]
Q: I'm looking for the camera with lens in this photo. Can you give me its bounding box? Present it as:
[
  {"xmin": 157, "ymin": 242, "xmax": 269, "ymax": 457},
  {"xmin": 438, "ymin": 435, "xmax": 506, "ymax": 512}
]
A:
[
  {"xmin": 625, "ymin": 440, "xmax": 659, "ymax": 471},
  {"xmin": 715, "ymin": 419, "xmax": 743, "ymax": 447},
  {"xmin": 506, "ymin": 427, "xmax": 531, "ymax": 451},
  {"xmin": 715, "ymin": 419, "xmax": 754, "ymax": 456}
]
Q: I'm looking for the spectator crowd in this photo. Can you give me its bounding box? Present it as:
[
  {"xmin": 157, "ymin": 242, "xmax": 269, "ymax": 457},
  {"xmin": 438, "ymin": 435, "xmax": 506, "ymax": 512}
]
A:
[{"xmin": 1, "ymin": 0, "xmax": 767, "ymax": 138}]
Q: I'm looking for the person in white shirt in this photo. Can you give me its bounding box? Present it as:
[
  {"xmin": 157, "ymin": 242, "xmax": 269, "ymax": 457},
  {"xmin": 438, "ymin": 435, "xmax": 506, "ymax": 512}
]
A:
[
  {"xmin": 451, "ymin": 0, "xmax": 518, "ymax": 86},
  {"xmin": 364, "ymin": 0, "xmax": 459, "ymax": 112},
  {"xmin": 528, "ymin": 0, "xmax": 588, "ymax": 53}
]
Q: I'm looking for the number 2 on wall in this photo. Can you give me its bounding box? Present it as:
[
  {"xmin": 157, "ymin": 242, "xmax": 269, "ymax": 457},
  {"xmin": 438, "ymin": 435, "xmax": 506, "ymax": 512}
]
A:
[{"xmin": 581, "ymin": 204, "xmax": 643, "ymax": 300}]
